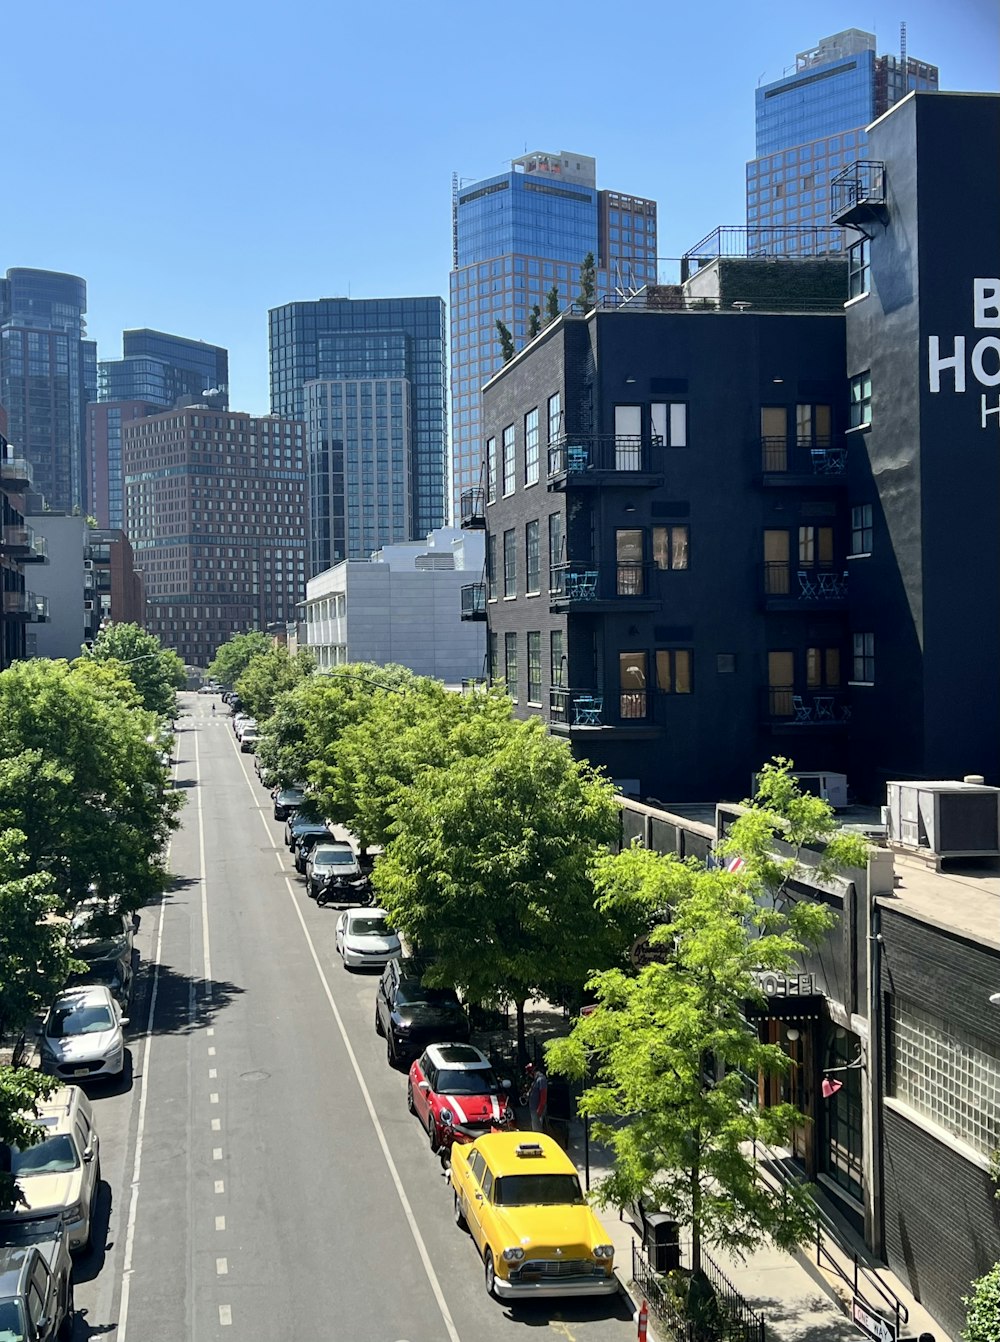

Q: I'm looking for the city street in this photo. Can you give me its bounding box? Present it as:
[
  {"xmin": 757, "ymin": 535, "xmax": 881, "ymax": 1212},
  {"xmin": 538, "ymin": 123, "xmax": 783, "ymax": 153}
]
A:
[{"xmin": 68, "ymin": 692, "xmax": 637, "ymax": 1340}]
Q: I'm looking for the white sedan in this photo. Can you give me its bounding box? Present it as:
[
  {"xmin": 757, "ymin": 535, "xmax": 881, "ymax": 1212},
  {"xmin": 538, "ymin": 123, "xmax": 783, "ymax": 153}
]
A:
[
  {"xmin": 335, "ymin": 908, "xmax": 401, "ymax": 970},
  {"xmin": 37, "ymin": 984, "xmax": 129, "ymax": 1081}
]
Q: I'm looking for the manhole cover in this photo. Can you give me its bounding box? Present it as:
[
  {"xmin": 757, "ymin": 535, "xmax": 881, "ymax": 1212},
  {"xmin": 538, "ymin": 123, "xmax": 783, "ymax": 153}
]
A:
[{"xmin": 240, "ymin": 1069, "xmax": 271, "ymax": 1083}]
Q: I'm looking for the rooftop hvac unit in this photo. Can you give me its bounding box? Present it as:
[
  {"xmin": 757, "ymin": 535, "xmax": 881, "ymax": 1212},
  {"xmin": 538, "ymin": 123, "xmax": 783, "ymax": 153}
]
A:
[{"xmin": 885, "ymin": 780, "xmax": 1000, "ymax": 859}]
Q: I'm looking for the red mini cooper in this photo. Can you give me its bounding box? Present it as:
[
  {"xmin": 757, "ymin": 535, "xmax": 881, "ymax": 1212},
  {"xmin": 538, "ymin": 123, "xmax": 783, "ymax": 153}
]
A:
[{"xmin": 407, "ymin": 1043, "xmax": 516, "ymax": 1150}]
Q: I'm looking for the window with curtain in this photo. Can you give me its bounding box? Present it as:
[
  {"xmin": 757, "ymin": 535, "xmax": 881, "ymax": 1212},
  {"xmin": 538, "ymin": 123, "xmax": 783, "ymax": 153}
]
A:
[
  {"xmin": 651, "ymin": 402, "xmax": 688, "ymax": 447},
  {"xmin": 653, "ymin": 524, "xmax": 689, "ymax": 570},
  {"xmin": 619, "ymin": 650, "xmax": 647, "ymax": 718},
  {"xmin": 656, "ymin": 649, "xmax": 692, "ymax": 694}
]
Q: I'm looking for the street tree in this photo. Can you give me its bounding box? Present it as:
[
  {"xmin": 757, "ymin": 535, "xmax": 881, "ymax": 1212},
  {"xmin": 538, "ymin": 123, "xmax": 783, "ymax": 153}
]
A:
[
  {"xmin": 0, "ymin": 659, "xmax": 182, "ymax": 912},
  {"xmin": 374, "ymin": 717, "xmax": 622, "ymax": 1056},
  {"xmin": 545, "ymin": 285, "xmax": 561, "ymax": 324},
  {"xmin": 82, "ymin": 621, "xmax": 186, "ymax": 717},
  {"xmin": 964, "ymin": 1263, "xmax": 1000, "ymax": 1342},
  {"xmin": 495, "ymin": 318, "xmax": 516, "ymax": 363},
  {"xmin": 235, "ymin": 645, "xmax": 314, "ymax": 722},
  {"xmin": 0, "ymin": 828, "xmax": 73, "ymax": 1046},
  {"xmin": 578, "ymin": 252, "xmax": 597, "ymax": 311},
  {"xmin": 206, "ymin": 631, "xmax": 273, "ymax": 689},
  {"xmin": 0, "ymin": 1068, "xmax": 58, "ymax": 1213}
]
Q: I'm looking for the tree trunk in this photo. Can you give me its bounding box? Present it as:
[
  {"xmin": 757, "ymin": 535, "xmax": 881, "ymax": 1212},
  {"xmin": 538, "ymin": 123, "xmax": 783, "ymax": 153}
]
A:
[
  {"xmin": 690, "ymin": 1128, "xmax": 702, "ymax": 1275},
  {"xmin": 515, "ymin": 999, "xmax": 527, "ymax": 1063}
]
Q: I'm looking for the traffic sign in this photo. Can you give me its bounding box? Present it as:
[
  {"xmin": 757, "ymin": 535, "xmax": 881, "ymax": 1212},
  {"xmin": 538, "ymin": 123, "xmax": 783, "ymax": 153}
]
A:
[{"xmin": 852, "ymin": 1298, "xmax": 897, "ymax": 1342}]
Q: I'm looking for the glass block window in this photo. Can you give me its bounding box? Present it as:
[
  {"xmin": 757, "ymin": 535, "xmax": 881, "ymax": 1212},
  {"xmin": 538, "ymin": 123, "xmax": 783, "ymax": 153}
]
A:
[{"xmin": 890, "ymin": 996, "xmax": 1000, "ymax": 1156}]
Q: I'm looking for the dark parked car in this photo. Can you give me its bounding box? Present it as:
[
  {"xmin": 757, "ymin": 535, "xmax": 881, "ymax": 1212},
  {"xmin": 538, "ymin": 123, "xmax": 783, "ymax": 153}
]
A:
[
  {"xmin": 293, "ymin": 828, "xmax": 336, "ymax": 873},
  {"xmin": 0, "ymin": 1217, "xmax": 74, "ymax": 1340},
  {"xmin": 65, "ymin": 902, "xmax": 136, "ymax": 1004},
  {"xmin": 273, "ymin": 787, "xmax": 306, "ymax": 821},
  {"xmin": 284, "ymin": 813, "xmax": 327, "ymax": 850},
  {"xmin": 375, "ymin": 959, "xmax": 470, "ymax": 1068}
]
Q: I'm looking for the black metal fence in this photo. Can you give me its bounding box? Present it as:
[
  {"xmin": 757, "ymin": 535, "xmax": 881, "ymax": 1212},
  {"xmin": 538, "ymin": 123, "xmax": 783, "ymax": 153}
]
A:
[{"xmin": 631, "ymin": 1240, "xmax": 766, "ymax": 1342}]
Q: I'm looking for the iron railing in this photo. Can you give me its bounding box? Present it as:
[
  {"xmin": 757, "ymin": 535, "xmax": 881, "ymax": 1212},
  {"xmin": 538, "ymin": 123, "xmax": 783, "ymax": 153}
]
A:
[
  {"xmin": 2, "ymin": 590, "xmax": 32, "ymax": 616},
  {"xmin": 0, "ymin": 457, "xmax": 33, "ymax": 488},
  {"xmin": 459, "ymin": 487, "xmax": 486, "ymax": 528},
  {"xmin": 460, "ymin": 583, "xmax": 487, "ymax": 620},
  {"xmin": 549, "ymin": 561, "xmax": 652, "ymax": 603},
  {"xmin": 761, "ymin": 563, "xmax": 848, "ymax": 601},
  {"xmin": 547, "ymin": 433, "xmax": 662, "ymax": 477},
  {"xmin": 763, "ymin": 687, "xmax": 851, "ymax": 725},
  {"xmin": 831, "ymin": 161, "xmax": 886, "ymax": 221},
  {"xmin": 760, "ymin": 438, "xmax": 847, "ymax": 477},
  {"xmin": 549, "ymin": 687, "xmax": 604, "ymax": 727},
  {"xmin": 682, "ymin": 224, "xmax": 847, "ymax": 276},
  {"xmin": 632, "ymin": 1241, "xmax": 766, "ymax": 1342}
]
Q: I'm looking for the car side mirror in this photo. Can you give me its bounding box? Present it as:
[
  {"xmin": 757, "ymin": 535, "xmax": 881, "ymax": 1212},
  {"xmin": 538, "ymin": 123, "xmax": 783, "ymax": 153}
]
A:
[
  {"xmin": 120, "ymin": 1016, "xmax": 130, "ymax": 1027},
  {"xmin": 83, "ymin": 1148, "xmax": 94, "ymax": 1163},
  {"xmin": 418, "ymin": 1081, "xmax": 430, "ymax": 1092}
]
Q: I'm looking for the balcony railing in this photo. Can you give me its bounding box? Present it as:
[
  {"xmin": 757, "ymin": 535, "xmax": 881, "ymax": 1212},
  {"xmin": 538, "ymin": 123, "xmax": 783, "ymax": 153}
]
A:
[
  {"xmin": 760, "ymin": 437, "xmax": 847, "ymax": 479},
  {"xmin": 762, "ymin": 563, "xmax": 848, "ymax": 603},
  {"xmin": 763, "ymin": 687, "xmax": 850, "ymax": 726},
  {"xmin": 550, "ymin": 561, "xmax": 653, "ymax": 605},
  {"xmin": 547, "ymin": 434, "xmax": 663, "ymax": 483},
  {"xmin": 550, "ymin": 687, "xmax": 605, "ymax": 726},
  {"xmin": 0, "ymin": 457, "xmax": 33, "ymax": 491},
  {"xmin": 460, "ymin": 582, "xmax": 487, "ymax": 620},
  {"xmin": 831, "ymin": 160, "xmax": 886, "ymax": 224},
  {"xmin": 31, "ymin": 595, "xmax": 48, "ymax": 621},
  {"xmin": 459, "ymin": 487, "xmax": 486, "ymax": 529},
  {"xmin": 3, "ymin": 590, "xmax": 33, "ymax": 617}
]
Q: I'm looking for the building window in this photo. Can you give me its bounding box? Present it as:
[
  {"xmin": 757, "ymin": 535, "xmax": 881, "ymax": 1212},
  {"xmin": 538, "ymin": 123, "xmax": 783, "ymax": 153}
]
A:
[
  {"xmin": 505, "ymin": 632, "xmax": 518, "ymax": 701},
  {"xmin": 761, "ymin": 406, "xmax": 788, "ymax": 471},
  {"xmin": 851, "ymin": 504, "xmax": 873, "ymax": 555},
  {"xmin": 616, "ymin": 528, "xmax": 645, "ymax": 595},
  {"xmin": 890, "ymin": 996, "xmax": 1000, "ymax": 1158},
  {"xmin": 503, "ymin": 528, "xmax": 516, "ymax": 597},
  {"xmin": 798, "ymin": 525, "xmax": 833, "ymax": 568},
  {"xmin": 656, "ymin": 649, "xmax": 692, "ymax": 694},
  {"xmin": 848, "ymin": 237, "xmax": 870, "ymax": 300},
  {"xmin": 852, "ymin": 631, "xmax": 874, "ymax": 683},
  {"xmin": 487, "ymin": 437, "xmax": 497, "ymax": 505},
  {"xmin": 651, "ymin": 402, "xmax": 688, "ymax": 447},
  {"xmin": 488, "ymin": 632, "xmax": 498, "ymax": 681},
  {"xmin": 547, "ymin": 393, "xmax": 562, "ymax": 444},
  {"xmin": 825, "ymin": 1030, "xmax": 864, "ymax": 1202},
  {"xmin": 550, "ymin": 629, "xmax": 564, "ymax": 688},
  {"xmin": 548, "ymin": 512, "xmax": 563, "ymax": 591},
  {"xmin": 796, "ymin": 404, "xmax": 832, "ymax": 446},
  {"xmin": 525, "ymin": 520, "xmax": 540, "ymax": 593},
  {"xmin": 527, "ymin": 632, "xmax": 542, "ymax": 704},
  {"xmin": 525, "ymin": 408, "xmax": 540, "ymax": 486},
  {"xmin": 849, "ymin": 372, "xmax": 872, "ymax": 429},
  {"xmin": 619, "ymin": 651, "xmax": 648, "ymax": 719},
  {"xmin": 653, "ymin": 524, "xmax": 689, "ymax": 570},
  {"xmin": 502, "ymin": 424, "xmax": 516, "ymax": 496},
  {"xmin": 806, "ymin": 646, "xmax": 841, "ymax": 687}
]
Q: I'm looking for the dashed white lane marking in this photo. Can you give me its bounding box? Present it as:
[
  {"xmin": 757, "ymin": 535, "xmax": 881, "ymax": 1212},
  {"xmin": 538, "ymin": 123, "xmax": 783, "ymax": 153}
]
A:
[
  {"xmin": 208, "ymin": 1046, "xmax": 216, "ymax": 1056},
  {"xmin": 211, "ymin": 1119, "xmax": 221, "ymax": 1132},
  {"xmin": 213, "ymin": 1148, "xmax": 223, "ymax": 1161},
  {"xmin": 207, "ymin": 1027, "xmax": 215, "ymax": 1037},
  {"xmin": 210, "ymin": 1092, "xmax": 219, "ymax": 1104},
  {"xmin": 219, "ymin": 1305, "xmax": 232, "ymax": 1326},
  {"xmin": 216, "ymin": 1257, "xmax": 228, "ymax": 1275},
  {"xmin": 214, "ymin": 1180, "xmax": 225, "ymax": 1194},
  {"xmin": 216, "ymin": 1216, "xmax": 226, "ymax": 1231},
  {"xmin": 209, "ymin": 1067, "xmax": 217, "ymax": 1078}
]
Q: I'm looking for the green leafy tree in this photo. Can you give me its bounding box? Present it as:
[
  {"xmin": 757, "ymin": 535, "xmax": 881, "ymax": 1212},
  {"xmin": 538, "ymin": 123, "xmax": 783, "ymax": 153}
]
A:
[
  {"xmin": 374, "ymin": 718, "xmax": 622, "ymax": 1056},
  {"xmin": 578, "ymin": 251, "xmax": 597, "ymax": 311},
  {"xmin": 235, "ymin": 645, "xmax": 314, "ymax": 722},
  {"xmin": 82, "ymin": 621, "xmax": 185, "ymax": 718},
  {"xmin": 964, "ymin": 1263, "xmax": 1000, "ymax": 1342},
  {"xmin": 0, "ymin": 659, "xmax": 182, "ymax": 912},
  {"xmin": 528, "ymin": 305, "xmax": 541, "ymax": 339},
  {"xmin": 207, "ymin": 631, "xmax": 273, "ymax": 689},
  {"xmin": 495, "ymin": 318, "xmax": 515, "ymax": 363},
  {"xmin": 0, "ymin": 830, "xmax": 73, "ymax": 1044},
  {"xmin": 545, "ymin": 285, "xmax": 560, "ymax": 324},
  {"xmin": 0, "ymin": 1069, "xmax": 58, "ymax": 1212}
]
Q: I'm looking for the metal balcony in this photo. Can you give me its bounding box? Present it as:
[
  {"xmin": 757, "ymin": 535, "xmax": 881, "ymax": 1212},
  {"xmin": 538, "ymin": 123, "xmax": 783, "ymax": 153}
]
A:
[
  {"xmin": 831, "ymin": 161, "xmax": 886, "ymax": 226},
  {"xmin": 548, "ymin": 686, "xmax": 661, "ymax": 738},
  {"xmin": 30, "ymin": 594, "xmax": 48, "ymax": 621},
  {"xmin": 549, "ymin": 561, "xmax": 659, "ymax": 613},
  {"xmin": 762, "ymin": 563, "xmax": 848, "ymax": 610},
  {"xmin": 762, "ymin": 686, "xmax": 850, "ymax": 730},
  {"xmin": 3, "ymin": 589, "xmax": 33, "ymax": 618},
  {"xmin": 547, "ymin": 434, "xmax": 664, "ymax": 490},
  {"xmin": 459, "ymin": 487, "xmax": 486, "ymax": 529},
  {"xmin": 0, "ymin": 457, "xmax": 33, "ymax": 492},
  {"xmin": 759, "ymin": 438, "xmax": 847, "ymax": 485},
  {"xmin": 460, "ymin": 582, "xmax": 487, "ymax": 621}
]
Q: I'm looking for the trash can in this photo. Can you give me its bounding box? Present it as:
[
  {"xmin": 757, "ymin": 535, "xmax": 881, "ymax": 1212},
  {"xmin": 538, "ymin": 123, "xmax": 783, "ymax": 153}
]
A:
[{"xmin": 644, "ymin": 1214, "xmax": 681, "ymax": 1273}]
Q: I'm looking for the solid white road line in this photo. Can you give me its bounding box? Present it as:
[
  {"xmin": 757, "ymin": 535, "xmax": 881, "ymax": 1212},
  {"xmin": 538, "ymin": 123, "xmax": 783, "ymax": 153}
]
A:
[
  {"xmin": 194, "ymin": 731, "xmax": 214, "ymax": 997},
  {"xmin": 226, "ymin": 729, "xmax": 463, "ymax": 1342}
]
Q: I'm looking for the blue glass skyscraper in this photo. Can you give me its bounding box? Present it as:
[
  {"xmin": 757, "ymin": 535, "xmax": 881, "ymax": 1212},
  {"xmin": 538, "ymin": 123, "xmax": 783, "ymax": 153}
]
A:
[
  {"xmin": 0, "ymin": 268, "xmax": 96, "ymax": 511},
  {"xmin": 747, "ymin": 30, "xmax": 938, "ymax": 246},
  {"xmin": 268, "ymin": 297, "xmax": 447, "ymax": 572},
  {"xmin": 99, "ymin": 329, "xmax": 229, "ymax": 408},
  {"xmin": 450, "ymin": 150, "xmax": 657, "ymax": 518}
]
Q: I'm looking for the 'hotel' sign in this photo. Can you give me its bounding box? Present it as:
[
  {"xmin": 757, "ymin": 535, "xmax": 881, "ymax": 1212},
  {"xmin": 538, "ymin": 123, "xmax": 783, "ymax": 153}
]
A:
[{"xmin": 753, "ymin": 971, "xmax": 817, "ymax": 998}]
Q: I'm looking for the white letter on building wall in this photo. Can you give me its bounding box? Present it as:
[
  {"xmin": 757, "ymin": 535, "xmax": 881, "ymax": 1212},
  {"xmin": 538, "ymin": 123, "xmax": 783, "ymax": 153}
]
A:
[
  {"xmin": 928, "ymin": 336, "xmax": 966, "ymax": 393},
  {"xmin": 983, "ymin": 396, "xmax": 1000, "ymax": 428},
  {"xmin": 974, "ymin": 279, "xmax": 1000, "ymax": 328},
  {"xmin": 971, "ymin": 337, "xmax": 1000, "ymax": 387}
]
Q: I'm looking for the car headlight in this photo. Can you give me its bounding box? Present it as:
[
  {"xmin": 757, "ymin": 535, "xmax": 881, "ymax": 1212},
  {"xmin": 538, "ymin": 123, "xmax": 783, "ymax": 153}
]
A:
[
  {"xmin": 439, "ymin": 1108, "xmax": 454, "ymax": 1126},
  {"xmin": 61, "ymin": 1202, "xmax": 82, "ymax": 1225},
  {"xmin": 395, "ymin": 1020, "xmax": 411, "ymax": 1033},
  {"xmin": 502, "ymin": 1247, "xmax": 524, "ymax": 1262},
  {"xmin": 593, "ymin": 1244, "xmax": 615, "ymax": 1259}
]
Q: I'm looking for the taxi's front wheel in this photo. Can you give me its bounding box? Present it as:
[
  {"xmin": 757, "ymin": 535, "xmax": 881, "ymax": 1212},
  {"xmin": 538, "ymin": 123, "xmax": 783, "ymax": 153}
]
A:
[
  {"xmin": 484, "ymin": 1249, "xmax": 499, "ymax": 1300},
  {"xmin": 453, "ymin": 1190, "xmax": 467, "ymax": 1230}
]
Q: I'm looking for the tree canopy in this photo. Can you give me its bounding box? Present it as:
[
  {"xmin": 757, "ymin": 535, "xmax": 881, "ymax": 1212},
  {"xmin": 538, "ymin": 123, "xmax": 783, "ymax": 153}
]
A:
[
  {"xmin": 206, "ymin": 631, "xmax": 273, "ymax": 689},
  {"xmin": 234, "ymin": 645, "xmax": 314, "ymax": 722},
  {"xmin": 81, "ymin": 621, "xmax": 186, "ymax": 718},
  {"xmin": 965, "ymin": 1263, "xmax": 1000, "ymax": 1342}
]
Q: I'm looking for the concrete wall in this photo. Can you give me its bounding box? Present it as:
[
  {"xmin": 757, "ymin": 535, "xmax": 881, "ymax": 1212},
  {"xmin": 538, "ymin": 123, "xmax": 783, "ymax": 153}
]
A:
[{"xmin": 30, "ymin": 514, "xmax": 86, "ymax": 660}]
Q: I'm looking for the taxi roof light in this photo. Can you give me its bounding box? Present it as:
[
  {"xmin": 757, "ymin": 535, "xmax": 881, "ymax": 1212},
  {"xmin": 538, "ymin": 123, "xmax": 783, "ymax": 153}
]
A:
[{"xmin": 515, "ymin": 1142, "xmax": 545, "ymax": 1157}]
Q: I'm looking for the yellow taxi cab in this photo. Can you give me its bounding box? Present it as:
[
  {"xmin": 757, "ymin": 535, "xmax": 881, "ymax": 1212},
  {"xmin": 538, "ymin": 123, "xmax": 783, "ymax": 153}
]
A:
[{"xmin": 449, "ymin": 1131, "xmax": 618, "ymax": 1300}]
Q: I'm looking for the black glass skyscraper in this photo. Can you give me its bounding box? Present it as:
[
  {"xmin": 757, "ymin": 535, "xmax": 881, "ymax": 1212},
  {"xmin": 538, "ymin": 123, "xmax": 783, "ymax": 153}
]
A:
[
  {"xmin": 0, "ymin": 268, "xmax": 96, "ymax": 511},
  {"xmin": 99, "ymin": 329, "xmax": 229, "ymax": 408},
  {"xmin": 268, "ymin": 297, "xmax": 447, "ymax": 572}
]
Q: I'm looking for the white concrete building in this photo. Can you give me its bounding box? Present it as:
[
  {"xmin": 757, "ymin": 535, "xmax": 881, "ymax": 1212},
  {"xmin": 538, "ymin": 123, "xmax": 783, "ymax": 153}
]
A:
[{"xmin": 301, "ymin": 527, "xmax": 485, "ymax": 683}]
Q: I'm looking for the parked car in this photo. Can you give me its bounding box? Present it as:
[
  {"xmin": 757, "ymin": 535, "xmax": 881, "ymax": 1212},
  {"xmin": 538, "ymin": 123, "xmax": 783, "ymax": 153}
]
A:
[
  {"xmin": 0, "ymin": 1086, "xmax": 101, "ymax": 1253},
  {"xmin": 285, "ymin": 813, "xmax": 328, "ymax": 851},
  {"xmin": 305, "ymin": 841, "xmax": 365, "ymax": 895},
  {"xmin": 240, "ymin": 728, "xmax": 260, "ymax": 753},
  {"xmin": 374, "ymin": 960, "xmax": 470, "ymax": 1068},
  {"xmin": 408, "ymin": 1044, "xmax": 515, "ymax": 1150},
  {"xmin": 233, "ymin": 714, "xmax": 255, "ymax": 739},
  {"xmin": 450, "ymin": 1133, "xmax": 617, "ymax": 1300},
  {"xmin": 273, "ymin": 787, "xmax": 306, "ymax": 821},
  {"xmin": 64, "ymin": 902, "xmax": 136, "ymax": 1004},
  {"xmin": 37, "ymin": 985, "xmax": 128, "ymax": 1083},
  {"xmin": 0, "ymin": 1217, "xmax": 75, "ymax": 1337},
  {"xmin": 335, "ymin": 908, "xmax": 401, "ymax": 970},
  {"xmin": 293, "ymin": 829, "xmax": 336, "ymax": 874}
]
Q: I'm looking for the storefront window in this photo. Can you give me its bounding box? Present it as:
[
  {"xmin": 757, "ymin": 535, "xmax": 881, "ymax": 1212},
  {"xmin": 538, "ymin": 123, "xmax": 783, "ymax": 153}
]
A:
[{"xmin": 823, "ymin": 1029, "xmax": 864, "ymax": 1202}]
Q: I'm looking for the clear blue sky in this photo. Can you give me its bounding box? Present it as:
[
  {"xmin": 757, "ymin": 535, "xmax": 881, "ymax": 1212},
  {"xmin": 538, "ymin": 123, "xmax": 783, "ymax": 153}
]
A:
[{"xmin": 4, "ymin": 0, "xmax": 997, "ymax": 415}]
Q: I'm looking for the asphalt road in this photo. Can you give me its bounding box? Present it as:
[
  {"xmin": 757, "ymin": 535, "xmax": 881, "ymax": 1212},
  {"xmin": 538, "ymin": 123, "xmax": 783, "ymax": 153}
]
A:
[{"xmin": 69, "ymin": 691, "xmax": 637, "ymax": 1341}]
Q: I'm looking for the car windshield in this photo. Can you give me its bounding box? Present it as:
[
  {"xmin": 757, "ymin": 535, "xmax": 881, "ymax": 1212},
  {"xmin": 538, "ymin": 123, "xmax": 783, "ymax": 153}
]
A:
[
  {"xmin": 349, "ymin": 916, "xmax": 389, "ymax": 937},
  {"xmin": 68, "ymin": 960, "xmax": 120, "ymax": 986},
  {"xmin": 435, "ymin": 1068, "xmax": 498, "ymax": 1095},
  {"xmin": 493, "ymin": 1174, "xmax": 585, "ymax": 1206},
  {"xmin": 280, "ymin": 790, "xmax": 305, "ymax": 804},
  {"xmin": 0, "ymin": 1299, "xmax": 27, "ymax": 1341},
  {"xmin": 48, "ymin": 1003, "xmax": 114, "ymax": 1037},
  {"xmin": 9, "ymin": 1134, "xmax": 79, "ymax": 1175},
  {"xmin": 395, "ymin": 983, "xmax": 460, "ymax": 1008},
  {"xmin": 317, "ymin": 848, "xmax": 354, "ymax": 865}
]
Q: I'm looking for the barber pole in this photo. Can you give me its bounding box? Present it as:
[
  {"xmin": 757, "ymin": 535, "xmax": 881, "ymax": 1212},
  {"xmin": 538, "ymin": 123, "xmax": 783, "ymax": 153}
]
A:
[{"xmin": 637, "ymin": 1299, "xmax": 649, "ymax": 1341}]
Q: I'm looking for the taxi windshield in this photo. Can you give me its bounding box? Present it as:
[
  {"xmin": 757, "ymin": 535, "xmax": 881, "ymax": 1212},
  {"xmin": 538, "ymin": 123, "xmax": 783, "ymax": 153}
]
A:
[
  {"xmin": 493, "ymin": 1174, "xmax": 585, "ymax": 1207},
  {"xmin": 435, "ymin": 1068, "xmax": 498, "ymax": 1096}
]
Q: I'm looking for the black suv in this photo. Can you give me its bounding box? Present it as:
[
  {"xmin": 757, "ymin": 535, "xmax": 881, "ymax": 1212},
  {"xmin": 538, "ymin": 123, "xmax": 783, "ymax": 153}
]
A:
[
  {"xmin": 375, "ymin": 960, "xmax": 470, "ymax": 1068},
  {"xmin": 0, "ymin": 1217, "xmax": 74, "ymax": 1339}
]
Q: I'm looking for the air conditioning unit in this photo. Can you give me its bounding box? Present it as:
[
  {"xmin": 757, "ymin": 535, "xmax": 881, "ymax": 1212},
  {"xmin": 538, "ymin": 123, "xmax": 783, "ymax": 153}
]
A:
[
  {"xmin": 83, "ymin": 559, "xmax": 93, "ymax": 570},
  {"xmin": 83, "ymin": 600, "xmax": 94, "ymax": 611},
  {"xmin": 885, "ymin": 780, "xmax": 1000, "ymax": 860}
]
